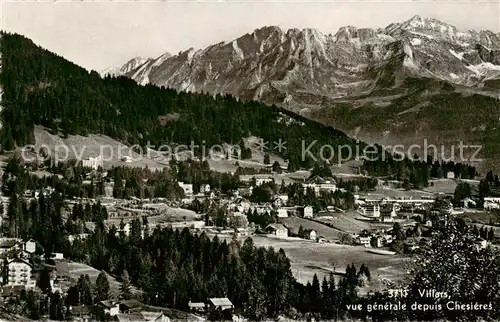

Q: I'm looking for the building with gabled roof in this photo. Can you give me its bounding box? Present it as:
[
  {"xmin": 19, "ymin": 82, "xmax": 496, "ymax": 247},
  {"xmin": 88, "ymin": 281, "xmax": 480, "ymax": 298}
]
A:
[
  {"xmin": 207, "ymin": 297, "xmax": 234, "ymax": 311},
  {"xmin": 5, "ymin": 258, "xmax": 35, "ymax": 288},
  {"xmin": 266, "ymin": 224, "xmax": 288, "ymax": 238}
]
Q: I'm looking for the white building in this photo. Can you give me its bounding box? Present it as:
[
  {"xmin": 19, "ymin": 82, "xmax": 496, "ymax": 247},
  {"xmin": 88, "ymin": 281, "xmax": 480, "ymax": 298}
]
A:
[
  {"xmin": 273, "ymin": 195, "xmax": 289, "ymax": 207},
  {"xmin": 82, "ymin": 156, "xmax": 103, "ymax": 170},
  {"xmin": 0, "ymin": 239, "xmax": 36, "ymax": 256},
  {"xmin": 178, "ymin": 182, "xmax": 193, "ymax": 196},
  {"xmin": 360, "ymin": 204, "xmax": 381, "ymax": 218},
  {"xmin": 484, "ymin": 197, "xmax": 500, "ymax": 204},
  {"xmin": 266, "ymin": 224, "xmax": 288, "ymax": 238},
  {"xmin": 200, "ymin": 184, "xmax": 211, "ymax": 194},
  {"xmin": 484, "ymin": 201, "xmax": 500, "ymax": 210},
  {"xmin": 255, "ymin": 178, "xmax": 273, "ymax": 186},
  {"xmin": 277, "ymin": 208, "xmax": 288, "ymax": 218},
  {"xmin": 302, "ymin": 206, "xmax": 313, "ymax": 218},
  {"xmin": 6, "ymin": 258, "xmax": 35, "ymax": 288},
  {"xmin": 96, "ymin": 301, "xmax": 120, "ymax": 316},
  {"xmin": 239, "ymin": 175, "xmax": 273, "ymax": 186},
  {"xmin": 357, "ymin": 237, "xmax": 371, "ymax": 247},
  {"xmin": 302, "ymin": 176, "xmax": 337, "ymax": 196},
  {"xmin": 306, "ymin": 230, "xmax": 317, "ymax": 241}
]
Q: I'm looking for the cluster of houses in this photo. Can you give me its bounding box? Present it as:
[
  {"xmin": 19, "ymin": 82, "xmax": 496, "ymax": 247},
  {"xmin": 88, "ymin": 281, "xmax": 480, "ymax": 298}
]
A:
[
  {"xmin": 356, "ymin": 195, "xmax": 439, "ymax": 222},
  {"xmin": 483, "ymin": 197, "xmax": 500, "ymax": 210},
  {"xmin": 83, "ymin": 297, "xmax": 234, "ymax": 321}
]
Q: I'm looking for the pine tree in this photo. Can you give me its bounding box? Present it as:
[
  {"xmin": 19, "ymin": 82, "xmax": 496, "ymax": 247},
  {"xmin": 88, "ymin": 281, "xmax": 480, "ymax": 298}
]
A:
[
  {"xmin": 95, "ymin": 271, "xmax": 110, "ymax": 302},
  {"xmin": 263, "ymin": 153, "xmax": 270, "ymax": 165},
  {"xmin": 120, "ymin": 270, "xmax": 132, "ymax": 300},
  {"xmin": 38, "ymin": 267, "xmax": 52, "ymax": 294}
]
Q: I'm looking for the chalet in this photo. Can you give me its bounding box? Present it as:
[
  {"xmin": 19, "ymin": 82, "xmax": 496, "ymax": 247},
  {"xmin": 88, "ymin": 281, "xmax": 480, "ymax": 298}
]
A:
[
  {"xmin": 207, "ymin": 297, "xmax": 234, "ymax": 312},
  {"xmin": 188, "ymin": 301, "xmax": 206, "ymax": 313},
  {"xmin": 266, "ymin": 224, "xmax": 288, "ymax": 238},
  {"xmin": 200, "ymin": 184, "xmax": 211, "ymax": 194},
  {"xmin": 0, "ymin": 239, "xmax": 36, "ymax": 257},
  {"xmin": 446, "ymin": 171, "xmax": 455, "ymax": 179},
  {"xmin": 273, "ymin": 195, "xmax": 289, "ymax": 207},
  {"xmin": 18, "ymin": 239, "xmax": 36, "ymax": 254},
  {"xmin": 70, "ymin": 305, "xmax": 92, "ymax": 320},
  {"xmin": 276, "ymin": 208, "xmax": 288, "ymax": 218},
  {"xmin": 96, "ymin": 300, "xmax": 120, "ymax": 316},
  {"xmin": 234, "ymin": 227, "xmax": 249, "ymax": 238},
  {"xmin": 51, "ymin": 253, "xmax": 64, "ymax": 260},
  {"xmin": 140, "ymin": 312, "xmax": 171, "ymax": 322},
  {"xmin": 298, "ymin": 206, "xmax": 313, "ymax": 218},
  {"xmin": 305, "ymin": 229, "xmax": 317, "ymax": 241},
  {"xmin": 119, "ymin": 299, "xmax": 143, "ymax": 313},
  {"xmin": 357, "ymin": 237, "xmax": 371, "ymax": 247},
  {"xmin": 382, "ymin": 234, "xmax": 394, "ymax": 245},
  {"xmin": 116, "ymin": 313, "xmax": 147, "ymax": 322}
]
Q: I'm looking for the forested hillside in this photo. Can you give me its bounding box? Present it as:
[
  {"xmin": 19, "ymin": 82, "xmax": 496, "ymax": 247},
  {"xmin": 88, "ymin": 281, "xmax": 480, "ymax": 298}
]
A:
[{"xmin": 0, "ymin": 32, "xmax": 367, "ymax": 167}]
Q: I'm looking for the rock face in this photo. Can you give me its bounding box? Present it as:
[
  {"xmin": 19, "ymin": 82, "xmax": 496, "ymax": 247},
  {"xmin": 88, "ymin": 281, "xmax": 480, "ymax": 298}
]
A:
[
  {"xmin": 101, "ymin": 57, "xmax": 152, "ymax": 78},
  {"xmin": 107, "ymin": 16, "xmax": 500, "ymax": 170},
  {"xmin": 108, "ymin": 15, "xmax": 500, "ymax": 107}
]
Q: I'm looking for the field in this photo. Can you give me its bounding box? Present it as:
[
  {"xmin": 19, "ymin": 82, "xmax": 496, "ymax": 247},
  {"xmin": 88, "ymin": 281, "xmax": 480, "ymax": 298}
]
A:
[
  {"xmin": 33, "ymin": 126, "xmax": 167, "ymax": 170},
  {"xmin": 422, "ymin": 178, "xmax": 462, "ymax": 195},
  {"xmin": 55, "ymin": 260, "xmax": 141, "ymax": 298},
  {"xmin": 247, "ymin": 236, "xmax": 409, "ymax": 293},
  {"xmin": 213, "ymin": 234, "xmax": 409, "ymax": 293},
  {"xmin": 358, "ymin": 186, "xmax": 435, "ymax": 199},
  {"xmin": 280, "ymin": 216, "xmax": 344, "ymax": 239},
  {"xmin": 315, "ymin": 211, "xmax": 383, "ymax": 233}
]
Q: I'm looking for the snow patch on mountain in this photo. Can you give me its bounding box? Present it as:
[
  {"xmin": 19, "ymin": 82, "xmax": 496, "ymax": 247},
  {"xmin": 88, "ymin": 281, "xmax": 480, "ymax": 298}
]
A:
[
  {"xmin": 449, "ymin": 49, "xmax": 464, "ymax": 60},
  {"xmin": 408, "ymin": 31, "xmax": 435, "ymax": 40}
]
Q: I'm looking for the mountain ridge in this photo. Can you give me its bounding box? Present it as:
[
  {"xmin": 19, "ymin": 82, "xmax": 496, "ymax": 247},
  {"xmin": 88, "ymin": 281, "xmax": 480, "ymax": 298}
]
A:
[
  {"xmin": 109, "ymin": 15, "xmax": 500, "ymax": 98},
  {"xmin": 105, "ymin": 15, "xmax": 500, "ymax": 171}
]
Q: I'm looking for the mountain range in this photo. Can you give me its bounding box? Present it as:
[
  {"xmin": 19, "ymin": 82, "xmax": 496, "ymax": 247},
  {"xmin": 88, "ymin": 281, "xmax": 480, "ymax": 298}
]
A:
[{"xmin": 102, "ymin": 15, "xmax": 500, "ymax": 171}]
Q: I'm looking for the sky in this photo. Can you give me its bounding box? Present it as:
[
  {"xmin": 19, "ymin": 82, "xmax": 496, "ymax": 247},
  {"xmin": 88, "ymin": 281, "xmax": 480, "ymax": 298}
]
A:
[{"xmin": 3, "ymin": 0, "xmax": 500, "ymax": 71}]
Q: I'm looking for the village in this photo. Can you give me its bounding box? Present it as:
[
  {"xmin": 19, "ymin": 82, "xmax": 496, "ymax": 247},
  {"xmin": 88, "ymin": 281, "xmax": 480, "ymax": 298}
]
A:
[{"xmin": 0, "ymin": 149, "xmax": 498, "ymax": 321}]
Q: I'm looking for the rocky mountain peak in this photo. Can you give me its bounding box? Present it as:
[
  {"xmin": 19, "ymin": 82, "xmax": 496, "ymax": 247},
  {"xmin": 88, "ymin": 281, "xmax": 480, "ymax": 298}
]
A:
[{"xmin": 112, "ymin": 16, "xmax": 500, "ymax": 102}]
